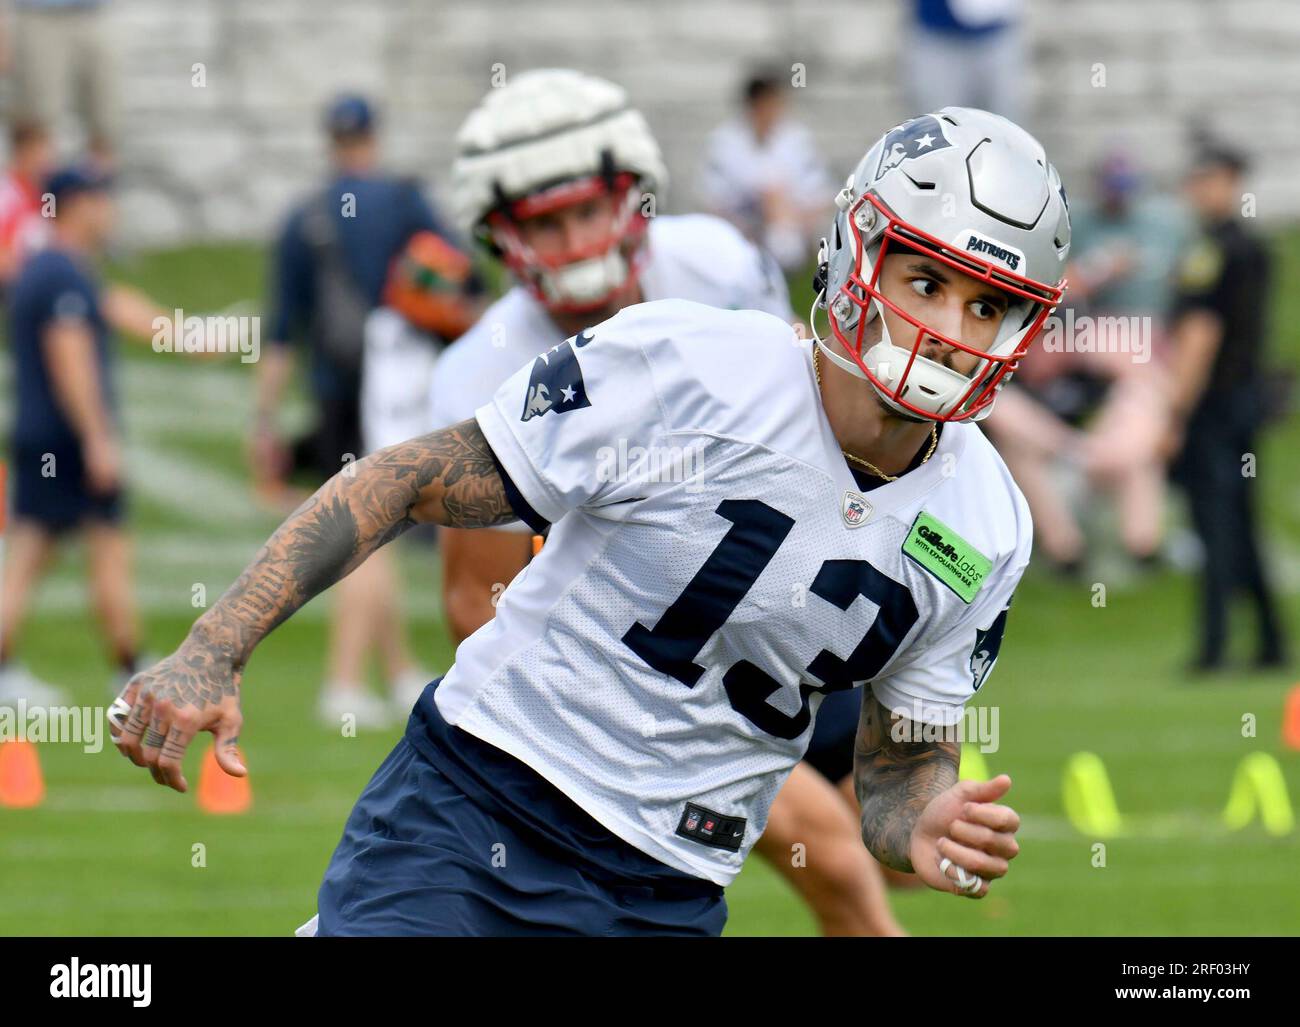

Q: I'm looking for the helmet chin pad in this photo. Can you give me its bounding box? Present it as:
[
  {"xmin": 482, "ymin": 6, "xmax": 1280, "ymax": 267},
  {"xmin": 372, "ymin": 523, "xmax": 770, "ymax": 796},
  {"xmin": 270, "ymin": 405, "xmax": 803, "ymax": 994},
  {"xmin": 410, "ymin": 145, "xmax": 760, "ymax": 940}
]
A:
[
  {"xmin": 864, "ymin": 340, "xmax": 983, "ymax": 419},
  {"xmin": 538, "ymin": 250, "xmax": 630, "ymax": 311},
  {"xmin": 489, "ymin": 172, "xmax": 649, "ymax": 315}
]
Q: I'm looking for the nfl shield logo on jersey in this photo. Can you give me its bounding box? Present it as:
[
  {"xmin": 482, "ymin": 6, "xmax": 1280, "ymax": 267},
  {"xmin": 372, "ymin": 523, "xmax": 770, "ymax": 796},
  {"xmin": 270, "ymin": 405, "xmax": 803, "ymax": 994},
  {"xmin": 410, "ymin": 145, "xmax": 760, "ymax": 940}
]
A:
[{"xmin": 841, "ymin": 491, "xmax": 872, "ymax": 528}]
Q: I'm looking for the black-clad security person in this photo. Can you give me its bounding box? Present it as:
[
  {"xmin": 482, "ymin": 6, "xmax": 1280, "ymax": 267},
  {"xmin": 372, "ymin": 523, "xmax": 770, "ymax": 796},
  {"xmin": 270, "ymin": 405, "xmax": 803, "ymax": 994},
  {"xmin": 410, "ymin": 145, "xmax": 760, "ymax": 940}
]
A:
[{"xmin": 1167, "ymin": 144, "xmax": 1288, "ymax": 672}]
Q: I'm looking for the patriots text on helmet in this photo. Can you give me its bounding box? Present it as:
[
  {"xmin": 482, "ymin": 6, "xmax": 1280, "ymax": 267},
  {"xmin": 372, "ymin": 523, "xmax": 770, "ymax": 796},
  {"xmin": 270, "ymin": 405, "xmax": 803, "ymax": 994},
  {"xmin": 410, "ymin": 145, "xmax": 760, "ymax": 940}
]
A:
[{"xmin": 963, "ymin": 235, "xmax": 1021, "ymax": 271}]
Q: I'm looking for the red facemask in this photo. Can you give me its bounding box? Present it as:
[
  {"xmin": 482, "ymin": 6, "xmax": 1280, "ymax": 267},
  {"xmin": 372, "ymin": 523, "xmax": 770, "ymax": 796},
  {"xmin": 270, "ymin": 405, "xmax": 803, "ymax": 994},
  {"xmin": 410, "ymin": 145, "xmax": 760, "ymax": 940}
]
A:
[
  {"xmin": 487, "ymin": 172, "xmax": 651, "ymax": 315},
  {"xmin": 828, "ymin": 192, "xmax": 1066, "ymax": 422}
]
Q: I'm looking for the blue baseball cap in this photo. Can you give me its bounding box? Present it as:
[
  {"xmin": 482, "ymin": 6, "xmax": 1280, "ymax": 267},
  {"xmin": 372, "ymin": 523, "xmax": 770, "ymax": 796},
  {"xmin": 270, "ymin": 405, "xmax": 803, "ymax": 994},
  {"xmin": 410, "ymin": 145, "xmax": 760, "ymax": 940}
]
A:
[
  {"xmin": 44, "ymin": 163, "xmax": 114, "ymax": 201},
  {"xmin": 325, "ymin": 94, "xmax": 376, "ymax": 138},
  {"xmin": 1097, "ymin": 152, "xmax": 1139, "ymax": 199}
]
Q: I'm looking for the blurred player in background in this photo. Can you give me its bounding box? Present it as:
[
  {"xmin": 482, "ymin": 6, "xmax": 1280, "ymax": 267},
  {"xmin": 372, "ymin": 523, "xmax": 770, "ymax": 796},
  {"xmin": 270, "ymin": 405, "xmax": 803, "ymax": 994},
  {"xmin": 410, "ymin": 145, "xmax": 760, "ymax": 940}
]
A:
[
  {"xmin": 255, "ymin": 94, "xmax": 467, "ymax": 727},
  {"xmin": 429, "ymin": 69, "xmax": 901, "ymax": 935},
  {"xmin": 1166, "ymin": 143, "xmax": 1289, "ymax": 672},
  {"xmin": 697, "ymin": 69, "xmax": 831, "ymax": 274},
  {"xmin": 362, "ymin": 230, "xmax": 481, "ymax": 454},
  {"xmin": 1, "ymin": 165, "xmax": 133, "ymax": 705},
  {"xmin": 359, "ymin": 230, "xmax": 482, "ymax": 705},
  {"xmin": 4, "ymin": 0, "xmax": 119, "ymax": 168},
  {"xmin": 0, "ymin": 121, "xmax": 55, "ymax": 285}
]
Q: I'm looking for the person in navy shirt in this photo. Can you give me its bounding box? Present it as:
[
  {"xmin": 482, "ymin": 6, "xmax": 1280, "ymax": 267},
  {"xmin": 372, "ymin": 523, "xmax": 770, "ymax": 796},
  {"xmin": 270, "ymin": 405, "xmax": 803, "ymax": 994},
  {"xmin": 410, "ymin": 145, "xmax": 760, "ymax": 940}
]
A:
[
  {"xmin": 0, "ymin": 164, "xmax": 141, "ymax": 706},
  {"xmin": 252, "ymin": 94, "xmax": 465, "ymax": 729}
]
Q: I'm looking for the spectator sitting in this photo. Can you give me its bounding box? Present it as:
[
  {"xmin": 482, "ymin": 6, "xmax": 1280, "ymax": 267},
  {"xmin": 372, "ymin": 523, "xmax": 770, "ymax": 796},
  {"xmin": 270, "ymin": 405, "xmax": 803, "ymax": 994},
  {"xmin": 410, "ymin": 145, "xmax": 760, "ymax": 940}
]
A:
[
  {"xmin": 985, "ymin": 152, "xmax": 1189, "ymax": 574},
  {"xmin": 697, "ymin": 69, "xmax": 830, "ymax": 273}
]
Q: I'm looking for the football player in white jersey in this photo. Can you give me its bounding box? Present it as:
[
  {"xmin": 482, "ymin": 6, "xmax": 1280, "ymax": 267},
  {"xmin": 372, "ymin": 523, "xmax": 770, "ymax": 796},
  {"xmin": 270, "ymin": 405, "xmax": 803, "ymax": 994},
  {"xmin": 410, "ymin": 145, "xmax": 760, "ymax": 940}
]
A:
[
  {"xmin": 112, "ymin": 107, "xmax": 1069, "ymax": 937},
  {"xmin": 431, "ymin": 70, "xmax": 901, "ymax": 936}
]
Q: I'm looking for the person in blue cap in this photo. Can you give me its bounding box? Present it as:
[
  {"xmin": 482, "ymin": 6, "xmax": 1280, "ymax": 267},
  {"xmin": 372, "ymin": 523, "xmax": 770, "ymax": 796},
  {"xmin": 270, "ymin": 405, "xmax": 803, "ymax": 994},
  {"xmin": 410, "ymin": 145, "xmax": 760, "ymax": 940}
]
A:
[{"xmin": 253, "ymin": 94, "xmax": 468, "ymax": 728}]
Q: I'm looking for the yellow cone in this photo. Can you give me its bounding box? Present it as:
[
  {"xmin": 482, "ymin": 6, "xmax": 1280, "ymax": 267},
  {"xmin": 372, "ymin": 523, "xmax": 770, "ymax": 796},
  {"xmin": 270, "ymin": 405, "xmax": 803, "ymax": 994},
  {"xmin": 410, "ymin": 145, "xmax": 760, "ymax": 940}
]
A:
[
  {"xmin": 1062, "ymin": 751, "xmax": 1122, "ymax": 837},
  {"xmin": 1222, "ymin": 752, "xmax": 1294, "ymax": 836},
  {"xmin": 958, "ymin": 742, "xmax": 990, "ymax": 782}
]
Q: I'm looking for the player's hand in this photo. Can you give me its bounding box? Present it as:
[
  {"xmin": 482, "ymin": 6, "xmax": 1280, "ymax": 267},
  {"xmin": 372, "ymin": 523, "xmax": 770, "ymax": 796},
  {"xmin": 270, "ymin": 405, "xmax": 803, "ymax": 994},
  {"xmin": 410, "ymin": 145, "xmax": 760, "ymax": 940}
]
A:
[
  {"xmin": 907, "ymin": 774, "xmax": 1020, "ymax": 899},
  {"xmin": 109, "ymin": 636, "xmax": 246, "ymax": 792},
  {"xmin": 1157, "ymin": 418, "xmax": 1186, "ymax": 464},
  {"xmin": 83, "ymin": 435, "xmax": 123, "ymax": 495},
  {"xmin": 247, "ymin": 421, "xmax": 288, "ymax": 487}
]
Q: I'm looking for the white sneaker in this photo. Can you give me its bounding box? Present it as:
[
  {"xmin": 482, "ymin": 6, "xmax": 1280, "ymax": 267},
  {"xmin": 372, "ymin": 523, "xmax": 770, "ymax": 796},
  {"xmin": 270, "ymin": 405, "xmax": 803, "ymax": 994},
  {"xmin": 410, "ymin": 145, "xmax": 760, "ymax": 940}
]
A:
[
  {"xmin": 0, "ymin": 664, "xmax": 70, "ymax": 709},
  {"xmin": 317, "ymin": 685, "xmax": 394, "ymax": 731},
  {"xmin": 389, "ymin": 667, "xmax": 436, "ymax": 717}
]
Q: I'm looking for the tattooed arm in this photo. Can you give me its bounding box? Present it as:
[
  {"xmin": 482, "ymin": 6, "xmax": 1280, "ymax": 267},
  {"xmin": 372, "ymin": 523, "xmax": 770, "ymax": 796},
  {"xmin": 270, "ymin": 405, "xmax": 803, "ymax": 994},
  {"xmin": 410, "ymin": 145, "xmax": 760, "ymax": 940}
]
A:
[
  {"xmin": 854, "ymin": 688, "xmax": 1021, "ymax": 898},
  {"xmin": 112, "ymin": 419, "xmax": 516, "ymax": 791}
]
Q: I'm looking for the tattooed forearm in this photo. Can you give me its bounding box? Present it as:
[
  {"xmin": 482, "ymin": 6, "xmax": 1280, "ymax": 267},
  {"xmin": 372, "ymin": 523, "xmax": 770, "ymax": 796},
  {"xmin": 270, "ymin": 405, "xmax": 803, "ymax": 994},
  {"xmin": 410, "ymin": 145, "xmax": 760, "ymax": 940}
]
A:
[
  {"xmin": 191, "ymin": 419, "xmax": 516, "ymax": 671},
  {"xmin": 853, "ymin": 689, "xmax": 959, "ymax": 872}
]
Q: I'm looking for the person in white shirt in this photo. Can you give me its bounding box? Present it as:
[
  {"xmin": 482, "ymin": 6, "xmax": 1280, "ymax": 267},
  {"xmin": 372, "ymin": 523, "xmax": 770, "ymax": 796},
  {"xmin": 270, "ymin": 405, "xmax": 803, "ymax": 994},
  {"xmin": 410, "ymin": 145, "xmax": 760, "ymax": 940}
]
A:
[{"xmin": 697, "ymin": 70, "xmax": 831, "ymax": 273}]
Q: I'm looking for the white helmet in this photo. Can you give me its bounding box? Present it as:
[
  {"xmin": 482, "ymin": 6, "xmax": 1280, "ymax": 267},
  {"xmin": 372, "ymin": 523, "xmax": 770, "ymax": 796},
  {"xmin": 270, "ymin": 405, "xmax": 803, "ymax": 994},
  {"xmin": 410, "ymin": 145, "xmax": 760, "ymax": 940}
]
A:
[
  {"xmin": 812, "ymin": 107, "xmax": 1071, "ymax": 422},
  {"xmin": 450, "ymin": 69, "xmax": 668, "ymax": 314}
]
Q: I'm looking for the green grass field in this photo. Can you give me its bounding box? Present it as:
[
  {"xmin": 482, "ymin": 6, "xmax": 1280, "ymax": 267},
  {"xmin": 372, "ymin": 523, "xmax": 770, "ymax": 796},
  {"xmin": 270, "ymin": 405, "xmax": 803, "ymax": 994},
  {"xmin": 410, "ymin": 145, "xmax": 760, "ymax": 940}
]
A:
[{"xmin": 1, "ymin": 237, "xmax": 1297, "ymax": 936}]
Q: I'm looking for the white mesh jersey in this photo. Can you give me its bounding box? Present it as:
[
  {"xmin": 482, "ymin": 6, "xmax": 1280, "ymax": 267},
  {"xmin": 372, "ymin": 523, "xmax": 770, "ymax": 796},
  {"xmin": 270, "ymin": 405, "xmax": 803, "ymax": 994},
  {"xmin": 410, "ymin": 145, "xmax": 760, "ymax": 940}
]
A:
[
  {"xmin": 360, "ymin": 307, "xmax": 442, "ymax": 454},
  {"xmin": 436, "ymin": 298, "xmax": 1032, "ymax": 886}
]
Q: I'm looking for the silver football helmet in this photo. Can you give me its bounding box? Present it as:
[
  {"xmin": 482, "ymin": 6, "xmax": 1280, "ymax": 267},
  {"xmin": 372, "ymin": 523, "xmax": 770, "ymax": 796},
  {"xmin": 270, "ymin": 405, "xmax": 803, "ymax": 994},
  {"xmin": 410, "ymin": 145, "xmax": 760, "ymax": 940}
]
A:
[{"xmin": 812, "ymin": 107, "xmax": 1071, "ymax": 422}]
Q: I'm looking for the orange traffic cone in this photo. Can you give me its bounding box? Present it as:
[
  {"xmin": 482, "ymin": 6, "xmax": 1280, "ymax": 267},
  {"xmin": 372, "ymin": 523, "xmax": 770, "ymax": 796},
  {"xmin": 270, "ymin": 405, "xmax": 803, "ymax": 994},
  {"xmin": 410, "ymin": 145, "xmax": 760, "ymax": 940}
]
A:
[
  {"xmin": 196, "ymin": 742, "xmax": 251, "ymax": 814},
  {"xmin": 0, "ymin": 740, "xmax": 45, "ymax": 808},
  {"xmin": 1282, "ymin": 684, "xmax": 1300, "ymax": 752}
]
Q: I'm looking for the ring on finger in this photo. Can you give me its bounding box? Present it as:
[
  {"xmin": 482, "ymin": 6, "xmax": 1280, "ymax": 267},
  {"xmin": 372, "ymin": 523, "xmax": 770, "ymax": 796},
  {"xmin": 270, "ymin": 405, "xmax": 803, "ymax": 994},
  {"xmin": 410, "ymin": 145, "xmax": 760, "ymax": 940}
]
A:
[
  {"xmin": 955, "ymin": 867, "xmax": 984, "ymax": 893},
  {"xmin": 107, "ymin": 696, "xmax": 132, "ymax": 732}
]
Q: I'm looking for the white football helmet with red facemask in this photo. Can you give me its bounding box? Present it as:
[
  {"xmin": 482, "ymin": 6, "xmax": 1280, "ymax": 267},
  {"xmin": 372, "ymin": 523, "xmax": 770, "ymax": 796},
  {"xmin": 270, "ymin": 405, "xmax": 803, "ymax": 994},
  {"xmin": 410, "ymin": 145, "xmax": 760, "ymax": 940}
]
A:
[
  {"xmin": 812, "ymin": 107, "xmax": 1071, "ymax": 422},
  {"xmin": 451, "ymin": 69, "xmax": 668, "ymax": 315}
]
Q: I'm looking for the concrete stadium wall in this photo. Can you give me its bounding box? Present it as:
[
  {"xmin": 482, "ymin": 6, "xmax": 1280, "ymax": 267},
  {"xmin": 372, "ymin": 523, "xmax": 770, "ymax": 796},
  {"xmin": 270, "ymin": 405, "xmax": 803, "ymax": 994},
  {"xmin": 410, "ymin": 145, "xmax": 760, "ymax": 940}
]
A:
[{"xmin": 14, "ymin": 0, "xmax": 1295, "ymax": 247}]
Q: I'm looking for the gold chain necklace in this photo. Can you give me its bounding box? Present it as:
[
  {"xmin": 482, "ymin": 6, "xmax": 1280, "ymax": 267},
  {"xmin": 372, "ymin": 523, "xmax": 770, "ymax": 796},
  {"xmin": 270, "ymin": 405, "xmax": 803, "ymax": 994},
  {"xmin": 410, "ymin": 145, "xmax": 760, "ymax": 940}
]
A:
[{"xmin": 813, "ymin": 344, "xmax": 938, "ymax": 482}]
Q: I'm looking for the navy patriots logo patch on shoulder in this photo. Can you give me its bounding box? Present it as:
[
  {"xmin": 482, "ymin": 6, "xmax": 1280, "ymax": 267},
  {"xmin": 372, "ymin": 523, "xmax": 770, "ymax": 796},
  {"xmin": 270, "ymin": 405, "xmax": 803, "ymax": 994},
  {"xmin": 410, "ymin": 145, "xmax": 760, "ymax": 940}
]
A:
[
  {"xmin": 970, "ymin": 602, "xmax": 1010, "ymax": 692},
  {"xmin": 520, "ymin": 336, "xmax": 593, "ymax": 421},
  {"xmin": 875, "ymin": 115, "xmax": 953, "ymax": 180}
]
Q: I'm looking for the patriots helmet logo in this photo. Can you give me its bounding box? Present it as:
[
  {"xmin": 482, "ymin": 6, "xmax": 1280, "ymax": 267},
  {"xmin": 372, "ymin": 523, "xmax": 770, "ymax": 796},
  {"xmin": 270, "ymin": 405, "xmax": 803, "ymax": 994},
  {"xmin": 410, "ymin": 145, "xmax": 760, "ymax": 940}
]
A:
[
  {"xmin": 875, "ymin": 115, "xmax": 952, "ymax": 180},
  {"xmin": 520, "ymin": 337, "xmax": 593, "ymax": 422},
  {"xmin": 969, "ymin": 603, "xmax": 1010, "ymax": 691}
]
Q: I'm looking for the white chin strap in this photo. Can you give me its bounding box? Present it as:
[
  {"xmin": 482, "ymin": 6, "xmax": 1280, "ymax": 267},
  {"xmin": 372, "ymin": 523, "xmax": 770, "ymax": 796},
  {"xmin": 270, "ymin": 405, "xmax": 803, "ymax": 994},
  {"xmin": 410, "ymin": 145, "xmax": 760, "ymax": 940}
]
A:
[
  {"xmin": 810, "ymin": 291, "xmax": 870, "ymax": 379},
  {"xmin": 539, "ymin": 249, "xmax": 629, "ymax": 309}
]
